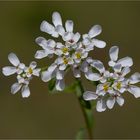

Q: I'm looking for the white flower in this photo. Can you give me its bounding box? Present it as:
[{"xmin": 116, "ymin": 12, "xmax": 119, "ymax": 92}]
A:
[
  {"xmin": 41, "ymin": 63, "xmax": 65, "ymax": 91},
  {"xmin": 56, "ymin": 56, "xmax": 74, "ymax": 70},
  {"xmin": 62, "ymin": 20, "xmax": 81, "ymax": 47},
  {"xmin": 35, "ymin": 37, "xmax": 56, "ymax": 59},
  {"xmin": 106, "ymin": 93, "xmax": 124, "ymax": 109},
  {"xmin": 83, "ymin": 91, "xmax": 106, "ymax": 112},
  {"xmin": 72, "ymin": 47, "xmax": 88, "ymax": 64},
  {"xmin": 11, "ymin": 82, "xmax": 30, "ymax": 98},
  {"xmin": 2, "ymin": 53, "xmax": 25, "ymax": 76},
  {"xmin": 40, "ymin": 12, "xmax": 64, "ymax": 38},
  {"xmin": 25, "ymin": 61, "xmax": 41, "ymax": 77},
  {"xmin": 82, "ymin": 25, "xmax": 106, "ymax": 51},
  {"xmin": 81, "ymin": 58, "xmax": 101, "ymax": 81},
  {"xmin": 3, "ymin": 53, "xmax": 41, "ymax": 98},
  {"xmin": 55, "ymin": 43, "xmax": 70, "ymax": 56},
  {"xmin": 126, "ymin": 72, "xmax": 140, "ymax": 98},
  {"xmin": 108, "ymin": 46, "xmax": 133, "ymax": 67}
]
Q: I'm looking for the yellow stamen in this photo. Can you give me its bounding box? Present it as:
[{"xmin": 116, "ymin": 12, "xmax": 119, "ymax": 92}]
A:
[
  {"xmin": 116, "ymin": 82, "xmax": 121, "ymax": 90},
  {"xmin": 62, "ymin": 47, "xmax": 69, "ymax": 54},
  {"xmin": 63, "ymin": 57, "xmax": 68, "ymax": 64},
  {"xmin": 28, "ymin": 67, "xmax": 33, "ymax": 74},
  {"xmin": 103, "ymin": 84, "xmax": 109, "ymax": 92},
  {"xmin": 76, "ymin": 52, "xmax": 81, "ymax": 59}
]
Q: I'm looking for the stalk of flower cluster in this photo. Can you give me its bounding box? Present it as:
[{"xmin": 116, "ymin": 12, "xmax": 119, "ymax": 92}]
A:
[{"xmin": 75, "ymin": 78, "xmax": 94, "ymax": 139}]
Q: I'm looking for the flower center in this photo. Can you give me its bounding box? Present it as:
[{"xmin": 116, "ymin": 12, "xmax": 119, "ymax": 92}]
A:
[
  {"xmin": 63, "ymin": 57, "xmax": 68, "ymax": 64},
  {"xmin": 116, "ymin": 82, "xmax": 121, "ymax": 90},
  {"xmin": 103, "ymin": 84, "xmax": 109, "ymax": 92},
  {"xmin": 28, "ymin": 67, "xmax": 33, "ymax": 74},
  {"xmin": 69, "ymin": 39, "xmax": 74, "ymax": 44},
  {"xmin": 76, "ymin": 52, "xmax": 81, "ymax": 59},
  {"xmin": 62, "ymin": 47, "xmax": 69, "ymax": 54}
]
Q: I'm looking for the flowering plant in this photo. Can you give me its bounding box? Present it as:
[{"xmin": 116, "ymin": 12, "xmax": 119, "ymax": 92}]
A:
[{"xmin": 2, "ymin": 12, "xmax": 140, "ymax": 139}]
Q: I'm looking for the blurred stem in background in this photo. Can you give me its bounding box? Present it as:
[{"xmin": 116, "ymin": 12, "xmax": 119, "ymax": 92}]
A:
[{"xmin": 75, "ymin": 79, "xmax": 94, "ymax": 139}]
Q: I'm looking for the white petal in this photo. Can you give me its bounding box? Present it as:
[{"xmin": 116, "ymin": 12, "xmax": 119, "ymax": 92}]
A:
[
  {"xmin": 56, "ymin": 79, "xmax": 65, "ymax": 91},
  {"xmin": 81, "ymin": 61, "xmax": 89, "ymax": 73},
  {"xmin": 73, "ymin": 32, "xmax": 80, "ymax": 43},
  {"xmin": 121, "ymin": 67, "xmax": 130, "ymax": 77},
  {"xmin": 63, "ymin": 32, "xmax": 73, "ymax": 41},
  {"xmin": 117, "ymin": 57, "xmax": 133, "ymax": 67},
  {"xmin": 116, "ymin": 96, "xmax": 124, "ymax": 106},
  {"xmin": 129, "ymin": 72, "xmax": 140, "ymax": 84},
  {"xmin": 65, "ymin": 20, "xmax": 74, "ymax": 32},
  {"xmin": 51, "ymin": 31, "xmax": 59, "ymax": 38},
  {"xmin": 2, "ymin": 66, "xmax": 17, "ymax": 76},
  {"xmin": 85, "ymin": 69, "xmax": 100, "ymax": 81},
  {"xmin": 56, "ymin": 25, "xmax": 65, "ymax": 36},
  {"xmin": 82, "ymin": 38, "xmax": 91, "ymax": 46},
  {"xmin": 108, "ymin": 60, "xmax": 116, "ymax": 67},
  {"xmin": 33, "ymin": 68, "xmax": 41, "ymax": 77},
  {"xmin": 29, "ymin": 61, "xmax": 37, "ymax": 69},
  {"xmin": 114, "ymin": 64, "xmax": 122, "ymax": 73},
  {"xmin": 8, "ymin": 53, "xmax": 20, "ymax": 67},
  {"xmin": 35, "ymin": 37, "xmax": 48, "ymax": 49},
  {"xmin": 92, "ymin": 39, "xmax": 106, "ymax": 48},
  {"xmin": 18, "ymin": 63, "xmax": 25, "ymax": 69},
  {"xmin": 21, "ymin": 85, "xmax": 30, "ymax": 98},
  {"xmin": 41, "ymin": 70, "xmax": 53, "ymax": 82},
  {"xmin": 128, "ymin": 85, "xmax": 140, "ymax": 98},
  {"xmin": 40, "ymin": 20, "xmax": 55, "ymax": 34},
  {"xmin": 83, "ymin": 91, "xmax": 98, "ymax": 101},
  {"xmin": 56, "ymin": 70, "xmax": 64, "ymax": 80},
  {"xmin": 109, "ymin": 46, "xmax": 119, "ymax": 61},
  {"xmin": 93, "ymin": 60, "xmax": 105, "ymax": 73},
  {"xmin": 106, "ymin": 97, "xmax": 115, "ymax": 109},
  {"xmin": 11, "ymin": 83, "xmax": 22, "ymax": 94},
  {"xmin": 96, "ymin": 99, "xmax": 106, "ymax": 112},
  {"xmin": 47, "ymin": 39, "xmax": 56, "ymax": 48},
  {"xmin": 52, "ymin": 12, "xmax": 62, "ymax": 26},
  {"xmin": 59, "ymin": 64, "xmax": 67, "ymax": 70},
  {"xmin": 35, "ymin": 50, "xmax": 48, "ymax": 59},
  {"xmin": 88, "ymin": 25, "xmax": 102, "ymax": 38},
  {"xmin": 73, "ymin": 67, "xmax": 81, "ymax": 78}
]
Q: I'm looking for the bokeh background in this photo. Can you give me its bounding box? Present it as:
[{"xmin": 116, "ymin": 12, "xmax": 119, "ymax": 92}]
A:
[{"xmin": 0, "ymin": 1, "xmax": 140, "ymax": 139}]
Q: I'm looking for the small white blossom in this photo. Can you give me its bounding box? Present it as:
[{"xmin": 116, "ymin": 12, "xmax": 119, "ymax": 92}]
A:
[
  {"xmin": 108, "ymin": 46, "xmax": 133, "ymax": 67},
  {"xmin": 2, "ymin": 53, "xmax": 25, "ymax": 76},
  {"xmin": 35, "ymin": 37, "xmax": 56, "ymax": 59},
  {"xmin": 82, "ymin": 25, "xmax": 106, "ymax": 51},
  {"xmin": 3, "ymin": 53, "xmax": 41, "ymax": 98},
  {"xmin": 40, "ymin": 12, "xmax": 64, "ymax": 38}
]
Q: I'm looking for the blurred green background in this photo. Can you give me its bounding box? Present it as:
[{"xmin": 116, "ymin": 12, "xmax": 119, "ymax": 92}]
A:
[{"xmin": 0, "ymin": 1, "xmax": 140, "ymax": 139}]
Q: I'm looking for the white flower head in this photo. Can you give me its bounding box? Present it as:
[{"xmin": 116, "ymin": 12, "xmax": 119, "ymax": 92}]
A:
[
  {"xmin": 83, "ymin": 46, "xmax": 140, "ymax": 112},
  {"xmin": 37, "ymin": 11, "xmax": 106, "ymax": 91},
  {"xmin": 2, "ymin": 53, "xmax": 25, "ymax": 76},
  {"xmin": 82, "ymin": 25, "xmax": 106, "ymax": 51},
  {"xmin": 3, "ymin": 53, "xmax": 41, "ymax": 98},
  {"xmin": 108, "ymin": 46, "xmax": 133, "ymax": 68}
]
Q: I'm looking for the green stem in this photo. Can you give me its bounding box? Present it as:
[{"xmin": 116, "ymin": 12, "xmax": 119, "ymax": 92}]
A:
[{"xmin": 75, "ymin": 79, "xmax": 94, "ymax": 139}]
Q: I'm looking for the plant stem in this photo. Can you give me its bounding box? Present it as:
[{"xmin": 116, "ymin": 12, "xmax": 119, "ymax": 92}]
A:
[{"xmin": 75, "ymin": 79, "xmax": 94, "ymax": 139}]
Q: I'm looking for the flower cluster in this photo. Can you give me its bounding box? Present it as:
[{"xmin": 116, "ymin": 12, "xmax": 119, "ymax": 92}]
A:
[
  {"xmin": 2, "ymin": 11, "xmax": 140, "ymax": 113},
  {"xmin": 35, "ymin": 12, "xmax": 106, "ymax": 91},
  {"xmin": 83, "ymin": 46, "xmax": 140, "ymax": 112},
  {"xmin": 2, "ymin": 53, "xmax": 40, "ymax": 98}
]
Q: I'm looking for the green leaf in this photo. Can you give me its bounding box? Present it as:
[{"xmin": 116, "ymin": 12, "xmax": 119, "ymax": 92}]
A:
[
  {"xmin": 48, "ymin": 78, "xmax": 56, "ymax": 92},
  {"xmin": 75, "ymin": 128, "xmax": 86, "ymax": 139}
]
